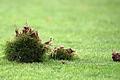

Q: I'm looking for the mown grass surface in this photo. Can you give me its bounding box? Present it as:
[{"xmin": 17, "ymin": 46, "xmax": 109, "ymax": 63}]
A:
[{"xmin": 0, "ymin": 0, "xmax": 120, "ymax": 80}]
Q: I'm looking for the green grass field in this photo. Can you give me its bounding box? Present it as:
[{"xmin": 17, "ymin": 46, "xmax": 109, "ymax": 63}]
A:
[{"xmin": 0, "ymin": 0, "xmax": 120, "ymax": 80}]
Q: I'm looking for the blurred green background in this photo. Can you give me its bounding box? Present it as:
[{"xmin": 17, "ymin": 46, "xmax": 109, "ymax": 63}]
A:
[{"xmin": 0, "ymin": 0, "xmax": 120, "ymax": 80}]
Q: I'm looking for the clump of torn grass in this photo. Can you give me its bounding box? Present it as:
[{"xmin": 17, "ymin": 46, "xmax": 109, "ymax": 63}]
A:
[
  {"xmin": 112, "ymin": 50, "xmax": 120, "ymax": 62},
  {"xmin": 4, "ymin": 23, "xmax": 76, "ymax": 63},
  {"xmin": 5, "ymin": 24, "xmax": 51, "ymax": 63},
  {"xmin": 50, "ymin": 45, "xmax": 75, "ymax": 60}
]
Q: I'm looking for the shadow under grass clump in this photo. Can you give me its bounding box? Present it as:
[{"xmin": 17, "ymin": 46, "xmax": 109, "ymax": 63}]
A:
[
  {"xmin": 50, "ymin": 46, "xmax": 75, "ymax": 60},
  {"xmin": 5, "ymin": 24, "xmax": 50, "ymax": 63}
]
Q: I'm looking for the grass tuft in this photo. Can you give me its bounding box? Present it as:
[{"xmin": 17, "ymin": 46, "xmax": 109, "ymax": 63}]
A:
[
  {"xmin": 4, "ymin": 24, "xmax": 49, "ymax": 63},
  {"xmin": 50, "ymin": 45, "xmax": 75, "ymax": 60}
]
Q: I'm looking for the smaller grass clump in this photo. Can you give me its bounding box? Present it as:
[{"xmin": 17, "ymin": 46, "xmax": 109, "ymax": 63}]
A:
[
  {"xmin": 112, "ymin": 51, "xmax": 120, "ymax": 62},
  {"xmin": 50, "ymin": 46, "xmax": 75, "ymax": 60},
  {"xmin": 5, "ymin": 24, "xmax": 50, "ymax": 63}
]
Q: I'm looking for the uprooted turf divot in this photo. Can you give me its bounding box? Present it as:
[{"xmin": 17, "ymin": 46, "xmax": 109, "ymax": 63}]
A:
[
  {"xmin": 4, "ymin": 23, "xmax": 76, "ymax": 63},
  {"xmin": 5, "ymin": 24, "xmax": 51, "ymax": 63},
  {"xmin": 50, "ymin": 45, "xmax": 75, "ymax": 60},
  {"xmin": 112, "ymin": 51, "xmax": 120, "ymax": 62}
]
